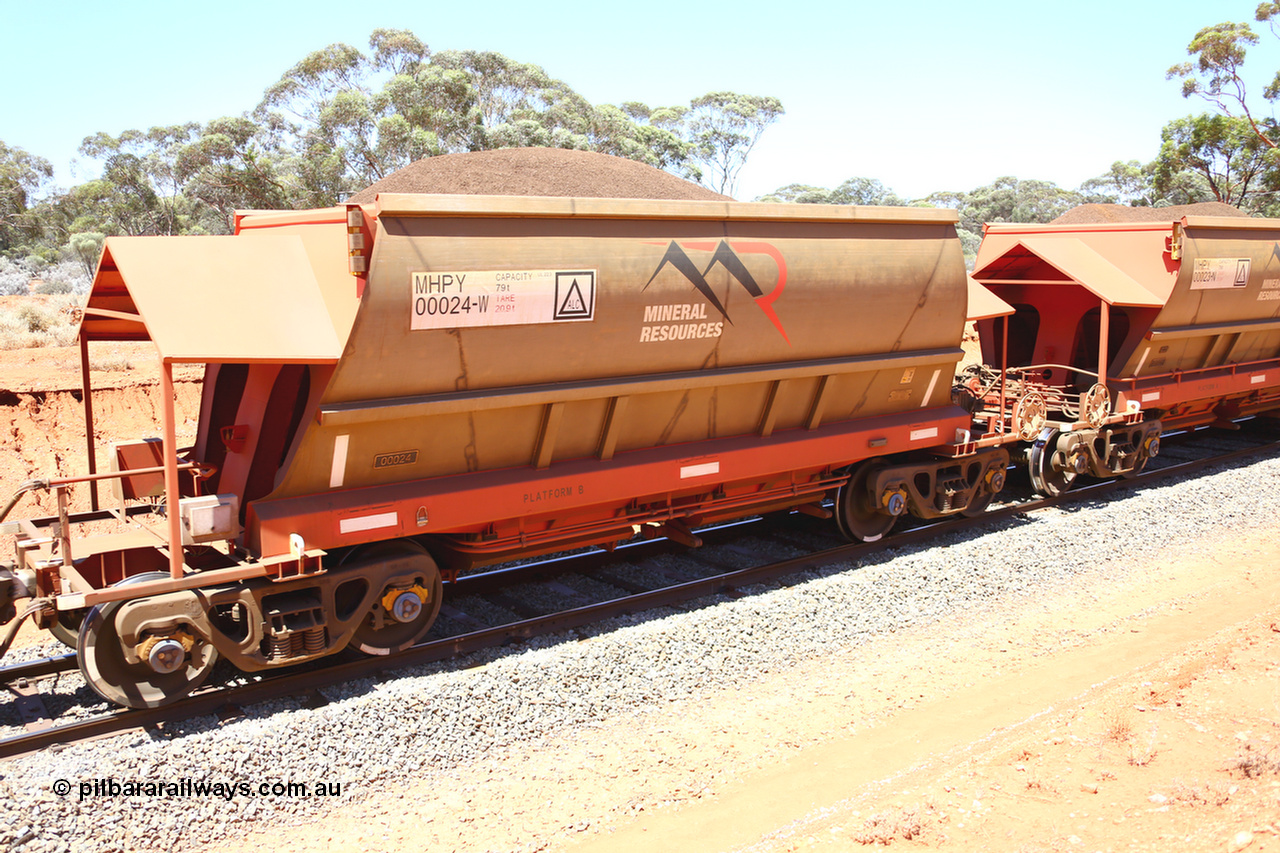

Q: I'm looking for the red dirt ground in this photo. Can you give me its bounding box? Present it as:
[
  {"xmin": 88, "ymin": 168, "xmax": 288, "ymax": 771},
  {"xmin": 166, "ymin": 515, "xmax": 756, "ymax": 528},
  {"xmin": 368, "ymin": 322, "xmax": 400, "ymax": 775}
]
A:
[{"xmin": 0, "ymin": 342, "xmax": 200, "ymax": 516}]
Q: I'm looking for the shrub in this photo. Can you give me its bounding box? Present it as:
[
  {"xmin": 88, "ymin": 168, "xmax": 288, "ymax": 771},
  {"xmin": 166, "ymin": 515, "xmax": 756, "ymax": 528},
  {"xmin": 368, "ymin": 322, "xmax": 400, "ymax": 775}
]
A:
[
  {"xmin": 0, "ymin": 258, "xmax": 30, "ymax": 296},
  {"xmin": 17, "ymin": 302, "xmax": 53, "ymax": 332},
  {"xmin": 0, "ymin": 295, "xmax": 80, "ymax": 349},
  {"xmin": 34, "ymin": 279, "xmax": 72, "ymax": 295}
]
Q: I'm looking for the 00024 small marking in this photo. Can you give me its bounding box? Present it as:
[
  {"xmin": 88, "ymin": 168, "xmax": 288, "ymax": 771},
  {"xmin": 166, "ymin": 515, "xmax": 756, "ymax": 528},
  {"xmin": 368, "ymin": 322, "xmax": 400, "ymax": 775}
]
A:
[{"xmin": 374, "ymin": 450, "xmax": 419, "ymax": 469}]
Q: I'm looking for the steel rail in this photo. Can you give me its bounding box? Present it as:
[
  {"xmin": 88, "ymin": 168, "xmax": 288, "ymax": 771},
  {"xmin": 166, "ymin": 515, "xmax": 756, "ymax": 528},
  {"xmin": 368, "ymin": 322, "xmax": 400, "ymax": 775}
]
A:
[
  {"xmin": 0, "ymin": 518, "xmax": 769, "ymax": 710},
  {"xmin": 3, "ymin": 431, "xmax": 1278, "ymax": 761},
  {"xmin": 0, "ymin": 653, "xmax": 76, "ymax": 683},
  {"xmin": 0, "ymin": 419, "xmax": 1238, "ymax": 692}
]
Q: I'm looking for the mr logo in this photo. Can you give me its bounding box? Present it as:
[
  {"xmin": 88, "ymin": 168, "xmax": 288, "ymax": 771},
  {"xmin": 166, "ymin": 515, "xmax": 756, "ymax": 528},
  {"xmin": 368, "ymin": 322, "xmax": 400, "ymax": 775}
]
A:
[{"xmin": 643, "ymin": 240, "xmax": 790, "ymax": 343}]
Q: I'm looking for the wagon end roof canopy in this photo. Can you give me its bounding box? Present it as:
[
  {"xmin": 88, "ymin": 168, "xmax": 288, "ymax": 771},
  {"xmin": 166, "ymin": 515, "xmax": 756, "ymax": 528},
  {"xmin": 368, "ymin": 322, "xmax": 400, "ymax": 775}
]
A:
[
  {"xmin": 79, "ymin": 235, "xmax": 344, "ymax": 363},
  {"xmin": 972, "ymin": 236, "xmax": 1164, "ymax": 308},
  {"xmin": 965, "ymin": 275, "xmax": 1015, "ymax": 321}
]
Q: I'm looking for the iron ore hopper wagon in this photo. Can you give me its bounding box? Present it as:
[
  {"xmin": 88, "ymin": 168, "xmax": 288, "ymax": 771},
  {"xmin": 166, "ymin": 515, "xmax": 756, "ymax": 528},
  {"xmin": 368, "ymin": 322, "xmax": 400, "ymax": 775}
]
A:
[
  {"xmin": 3, "ymin": 195, "xmax": 1278, "ymax": 710},
  {"xmin": 0, "ymin": 196, "xmax": 1011, "ymax": 708}
]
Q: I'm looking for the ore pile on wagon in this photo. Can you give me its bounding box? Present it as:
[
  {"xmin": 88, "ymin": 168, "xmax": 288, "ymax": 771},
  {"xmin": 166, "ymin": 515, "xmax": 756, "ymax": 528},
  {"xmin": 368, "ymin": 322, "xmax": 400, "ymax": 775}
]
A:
[{"xmin": 1, "ymin": 151, "xmax": 1278, "ymax": 709}]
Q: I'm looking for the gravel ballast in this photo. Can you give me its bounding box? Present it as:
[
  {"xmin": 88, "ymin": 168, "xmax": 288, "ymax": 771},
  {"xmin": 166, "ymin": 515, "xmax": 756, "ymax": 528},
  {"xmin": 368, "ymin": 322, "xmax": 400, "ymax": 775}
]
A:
[{"xmin": 2, "ymin": 449, "xmax": 1279, "ymax": 852}]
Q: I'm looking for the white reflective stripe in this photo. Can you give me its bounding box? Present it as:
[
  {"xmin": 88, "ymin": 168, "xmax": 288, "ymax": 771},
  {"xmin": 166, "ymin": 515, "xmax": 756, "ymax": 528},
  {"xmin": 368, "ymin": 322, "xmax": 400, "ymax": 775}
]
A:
[
  {"xmin": 910, "ymin": 427, "xmax": 939, "ymax": 441},
  {"xmin": 680, "ymin": 461, "xmax": 720, "ymax": 479},
  {"xmin": 1252, "ymin": 374, "xmax": 1267, "ymax": 384},
  {"xmin": 339, "ymin": 512, "xmax": 398, "ymax": 534},
  {"xmin": 1135, "ymin": 347, "xmax": 1149, "ymax": 375},
  {"xmin": 330, "ymin": 434, "xmax": 349, "ymax": 488},
  {"xmin": 920, "ymin": 368, "xmax": 941, "ymax": 408},
  {"xmin": 1141, "ymin": 391, "xmax": 1161, "ymax": 402}
]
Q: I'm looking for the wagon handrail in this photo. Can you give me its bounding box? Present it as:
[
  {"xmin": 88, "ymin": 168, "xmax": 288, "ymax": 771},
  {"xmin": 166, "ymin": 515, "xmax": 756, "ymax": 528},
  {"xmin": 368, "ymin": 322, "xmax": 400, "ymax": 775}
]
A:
[
  {"xmin": 0, "ymin": 480, "xmax": 50, "ymax": 524},
  {"xmin": 0, "ymin": 462, "xmax": 217, "ymax": 524},
  {"xmin": 43, "ymin": 461, "xmax": 215, "ymax": 488},
  {"xmin": 1006, "ymin": 364, "xmax": 1103, "ymax": 381}
]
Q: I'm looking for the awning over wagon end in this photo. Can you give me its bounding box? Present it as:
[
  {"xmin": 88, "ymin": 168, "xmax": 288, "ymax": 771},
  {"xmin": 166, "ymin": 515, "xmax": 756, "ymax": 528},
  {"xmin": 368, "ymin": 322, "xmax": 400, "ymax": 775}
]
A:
[
  {"xmin": 80, "ymin": 235, "xmax": 344, "ymax": 363},
  {"xmin": 973, "ymin": 236, "xmax": 1164, "ymax": 308},
  {"xmin": 965, "ymin": 275, "xmax": 1015, "ymax": 321}
]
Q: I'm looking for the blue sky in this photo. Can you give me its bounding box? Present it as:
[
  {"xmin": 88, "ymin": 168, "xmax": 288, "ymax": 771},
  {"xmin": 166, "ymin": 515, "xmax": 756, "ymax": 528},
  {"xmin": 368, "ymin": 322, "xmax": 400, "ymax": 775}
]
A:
[{"xmin": 2, "ymin": 0, "xmax": 1272, "ymax": 201}]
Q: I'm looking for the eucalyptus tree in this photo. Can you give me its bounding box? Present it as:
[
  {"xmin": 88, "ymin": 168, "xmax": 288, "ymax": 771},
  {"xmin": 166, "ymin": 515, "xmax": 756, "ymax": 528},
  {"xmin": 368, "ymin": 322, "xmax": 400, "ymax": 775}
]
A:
[
  {"xmin": 1079, "ymin": 160, "xmax": 1158, "ymax": 206},
  {"xmin": 1168, "ymin": 6, "xmax": 1280, "ymax": 148},
  {"xmin": 173, "ymin": 116, "xmax": 295, "ymax": 231},
  {"xmin": 686, "ymin": 92, "xmax": 784, "ymax": 196},
  {"xmin": 1165, "ymin": 6, "xmax": 1280, "ymax": 211},
  {"xmin": 617, "ymin": 102, "xmax": 698, "ymax": 180},
  {"xmin": 923, "ymin": 177, "xmax": 1085, "ymax": 236},
  {"xmin": 1152, "ymin": 113, "xmax": 1275, "ymax": 208},
  {"xmin": 75, "ymin": 127, "xmax": 190, "ymax": 236},
  {"xmin": 756, "ymin": 177, "xmax": 903, "ymax": 206},
  {"xmin": 0, "ymin": 140, "xmax": 53, "ymax": 255},
  {"xmin": 256, "ymin": 32, "xmax": 705, "ymax": 203},
  {"xmin": 257, "ymin": 35, "xmax": 410, "ymax": 197}
]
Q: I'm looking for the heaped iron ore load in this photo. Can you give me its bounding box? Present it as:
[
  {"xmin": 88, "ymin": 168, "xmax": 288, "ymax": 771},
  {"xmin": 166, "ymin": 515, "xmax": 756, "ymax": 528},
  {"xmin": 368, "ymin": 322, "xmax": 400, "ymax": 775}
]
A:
[{"xmin": 2, "ymin": 169, "xmax": 1278, "ymax": 710}]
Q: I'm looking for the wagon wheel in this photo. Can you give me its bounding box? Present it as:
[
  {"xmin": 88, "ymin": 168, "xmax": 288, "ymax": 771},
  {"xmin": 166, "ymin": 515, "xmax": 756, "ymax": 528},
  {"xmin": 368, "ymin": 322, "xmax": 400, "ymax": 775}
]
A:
[
  {"xmin": 1028, "ymin": 429, "xmax": 1082, "ymax": 498},
  {"xmin": 1121, "ymin": 431, "xmax": 1160, "ymax": 480},
  {"xmin": 960, "ymin": 489, "xmax": 995, "ymax": 518},
  {"xmin": 1013, "ymin": 392, "xmax": 1048, "ymax": 441},
  {"xmin": 1120, "ymin": 458, "xmax": 1147, "ymax": 480},
  {"xmin": 961, "ymin": 465, "xmax": 1006, "ymax": 518},
  {"xmin": 78, "ymin": 572, "xmax": 219, "ymax": 709},
  {"xmin": 834, "ymin": 461, "xmax": 897, "ymax": 543},
  {"xmin": 1081, "ymin": 383, "xmax": 1111, "ymax": 429},
  {"xmin": 350, "ymin": 540, "xmax": 444, "ymax": 656},
  {"xmin": 49, "ymin": 607, "xmax": 88, "ymax": 649}
]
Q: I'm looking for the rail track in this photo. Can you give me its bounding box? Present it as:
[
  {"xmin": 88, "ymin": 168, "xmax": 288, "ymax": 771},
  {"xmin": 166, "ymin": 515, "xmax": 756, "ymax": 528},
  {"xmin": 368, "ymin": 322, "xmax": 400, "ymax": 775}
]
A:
[{"xmin": 3, "ymin": 421, "xmax": 1277, "ymax": 760}]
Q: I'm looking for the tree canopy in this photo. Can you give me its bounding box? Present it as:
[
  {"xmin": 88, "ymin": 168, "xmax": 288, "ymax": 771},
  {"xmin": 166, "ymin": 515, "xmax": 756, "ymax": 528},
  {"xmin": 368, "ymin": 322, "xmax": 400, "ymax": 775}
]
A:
[
  {"xmin": 10, "ymin": 10, "xmax": 1280, "ymax": 296},
  {"xmin": 685, "ymin": 92, "xmax": 784, "ymax": 196},
  {"xmin": 756, "ymin": 177, "xmax": 904, "ymax": 206},
  {"xmin": 1153, "ymin": 114, "xmax": 1276, "ymax": 208},
  {"xmin": 0, "ymin": 29, "xmax": 790, "ymax": 288},
  {"xmin": 1167, "ymin": 8, "xmax": 1280, "ymax": 149},
  {"xmin": 251, "ymin": 32, "xmax": 737, "ymax": 203},
  {"xmin": 0, "ymin": 141, "xmax": 53, "ymax": 255},
  {"xmin": 1162, "ymin": 4, "xmax": 1280, "ymax": 213}
]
